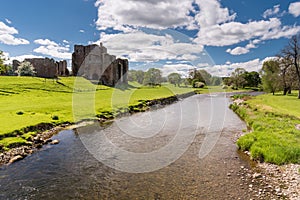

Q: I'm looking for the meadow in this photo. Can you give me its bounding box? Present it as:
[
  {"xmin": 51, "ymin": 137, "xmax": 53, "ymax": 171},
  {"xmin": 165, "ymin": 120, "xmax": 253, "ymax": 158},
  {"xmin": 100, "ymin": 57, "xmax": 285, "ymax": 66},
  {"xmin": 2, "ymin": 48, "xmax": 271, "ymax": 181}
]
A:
[
  {"xmin": 0, "ymin": 76, "xmax": 241, "ymax": 149},
  {"xmin": 231, "ymin": 92, "xmax": 300, "ymax": 165}
]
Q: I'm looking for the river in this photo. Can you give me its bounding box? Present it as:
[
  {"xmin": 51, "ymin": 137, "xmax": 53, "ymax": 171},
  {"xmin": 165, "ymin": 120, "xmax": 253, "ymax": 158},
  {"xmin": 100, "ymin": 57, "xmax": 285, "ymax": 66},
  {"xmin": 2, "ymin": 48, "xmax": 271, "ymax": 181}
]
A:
[{"xmin": 0, "ymin": 93, "xmax": 270, "ymax": 199}]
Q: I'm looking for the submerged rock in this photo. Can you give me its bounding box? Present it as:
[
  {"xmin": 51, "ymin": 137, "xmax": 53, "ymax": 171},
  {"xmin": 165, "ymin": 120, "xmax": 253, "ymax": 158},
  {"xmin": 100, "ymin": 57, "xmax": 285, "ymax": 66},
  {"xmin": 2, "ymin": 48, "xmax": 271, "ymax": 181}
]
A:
[
  {"xmin": 50, "ymin": 139, "xmax": 60, "ymax": 145},
  {"xmin": 9, "ymin": 155, "xmax": 23, "ymax": 163}
]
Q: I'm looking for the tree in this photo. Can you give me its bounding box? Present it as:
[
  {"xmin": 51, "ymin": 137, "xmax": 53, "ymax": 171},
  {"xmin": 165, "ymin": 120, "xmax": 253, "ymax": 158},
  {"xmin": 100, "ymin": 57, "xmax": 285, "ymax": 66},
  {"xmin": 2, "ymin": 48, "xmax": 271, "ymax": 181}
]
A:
[
  {"xmin": 143, "ymin": 68, "xmax": 162, "ymax": 86},
  {"xmin": 127, "ymin": 70, "xmax": 137, "ymax": 82},
  {"xmin": 0, "ymin": 50, "xmax": 7, "ymax": 75},
  {"xmin": 126, "ymin": 70, "xmax": 145, "ymax": 84},
  {"xmin": 231, "ymin": 68, "xmax": 247, "ymax": 89},
  {"xmin": 0, "ymin": 51, "xmax": 4, "ymax": 67},
  {"xmin": 168, "ymin": 72, "xmax": 181, "ymax": 87},
  {"xmin": 210, "ymin": 76, "xmax": 222, "ymax": 86},
  {"xmin": 182, "ymin": 78, "xmax": 189, "ymax": 87},
  {"xmin": 277, "ymin": 56, "xmax": 294, "ymax": 95},
  {"xmin": 0, "ymin": 64, "xmax": 12, "ymax": 75},
  {"xmin": 223, "ymin": 77, "xmax": 233, "ymax": 86},
  {"xmin": 188, "ymin": 69, "xmax": 212, "ymax": 85},
  {"xmin": 281, "ymin": 34, "xmax": 300, "ymax": 99},
  {"xmin": 16, "ymin": 61, "xmax": 36, "ymax": 76},
  {"xmin": 242, "ymin": 71, "xmax": 261, "ymax": 87},
  {"xmin": 261, "ymin": 60, "xmax": 281, "ymax": 95},
  {"xmin": 135, "ymin": 70, "xmax": 145, "ymax": 84}
]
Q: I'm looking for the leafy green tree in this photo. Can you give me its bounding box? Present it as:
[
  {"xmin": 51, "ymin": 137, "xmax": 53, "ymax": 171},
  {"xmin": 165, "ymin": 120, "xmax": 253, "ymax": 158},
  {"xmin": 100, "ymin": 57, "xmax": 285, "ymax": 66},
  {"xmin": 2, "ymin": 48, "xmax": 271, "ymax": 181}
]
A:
[
  {"xmin": 261, "ymin": 60, "xmax": 281, "ymax": 95},
  {"xmin": 223, "ymin": 77, "xmax": 233, "ymax": 86},
  {"xmin": 143, "ymin": 68, "xmax": 162, "ymax": 86},
  {"xmin": 210, "ymin": 76, "xmax": 222, "ymax": 86},
  {"xmin": 188, "ymin": 69, "xmax": 212, "ymax": 85},
  {"xmin": 127, "ymin": 70, "xmax": 145, "ymax": 84},
  {"xmin": 0, "ymin": 64, "xmax": 13, "ymax": 75},
  {"xmin": 16, "ymin": 61, "xmax": 36, "ymax": 76},
  {"xmin": 0, "ymin": 51, "xmax": 14, "ymax": 75},
  {"xmin": 182, "ymin": 78, "xmax": 190, "ymax": 87},
  {"xmin": 135, "ymin": 70, "xmax": 145, "ymax": 84},
  {"xmin": 168, "ymin": 72, "xmax": 181, "ymax": 87},
  {"xmin": 231, "ymin": 68, "xmax": 247, "ymax": 89},
  {"xmin": 242, "ymin": 71, "xmax": 261, "ymax": 87},
  {"xmin": 0, "ymin": 51, "xmax": 6, "ymax": 74},
  {"xmin": 127, "ymin": 70, "xmax": 137, "ymax": 82}
]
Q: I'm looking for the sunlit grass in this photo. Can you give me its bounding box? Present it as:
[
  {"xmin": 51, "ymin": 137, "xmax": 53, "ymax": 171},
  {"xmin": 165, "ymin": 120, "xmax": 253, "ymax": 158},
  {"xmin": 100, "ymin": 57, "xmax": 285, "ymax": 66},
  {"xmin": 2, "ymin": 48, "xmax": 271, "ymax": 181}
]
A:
[
  {"xmin": 0, "ymin": 77, "xmax": 196, "ymax": 136},
  {"xmin": 231, "ymin": 93, "xmax": 300, "ymax": 165}
]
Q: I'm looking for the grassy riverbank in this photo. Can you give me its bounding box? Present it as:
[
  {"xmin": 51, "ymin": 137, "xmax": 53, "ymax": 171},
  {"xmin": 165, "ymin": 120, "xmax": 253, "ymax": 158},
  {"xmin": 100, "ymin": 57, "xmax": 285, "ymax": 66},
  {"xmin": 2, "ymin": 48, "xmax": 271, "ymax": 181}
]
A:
[
  {"xmin": 230, "ymin": 92, "xmax": 300, "ymax": 165},
  {"xmin": 0, "ymin": 76, "xmax": 244, "ymax": 150}
]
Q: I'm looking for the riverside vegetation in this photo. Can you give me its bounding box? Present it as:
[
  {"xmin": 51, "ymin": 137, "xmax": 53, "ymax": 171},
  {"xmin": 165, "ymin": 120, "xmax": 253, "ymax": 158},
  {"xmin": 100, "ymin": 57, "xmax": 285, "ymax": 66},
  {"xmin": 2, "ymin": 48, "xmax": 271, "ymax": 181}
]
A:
[
  {"xmin": 230, "ymin": 93, "xmax": 300, "ymax": 165},
  {"xmin": 0, "ymin": 76, "xmax": 242, "ymax": 152}
]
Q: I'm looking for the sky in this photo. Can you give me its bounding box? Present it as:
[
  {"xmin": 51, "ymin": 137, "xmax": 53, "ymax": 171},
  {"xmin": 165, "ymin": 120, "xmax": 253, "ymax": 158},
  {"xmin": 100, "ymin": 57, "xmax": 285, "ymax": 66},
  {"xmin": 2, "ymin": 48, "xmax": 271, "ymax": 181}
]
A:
[{"xmin": 0, "ymin": 0, "xmax": 300, "ymax": 77}]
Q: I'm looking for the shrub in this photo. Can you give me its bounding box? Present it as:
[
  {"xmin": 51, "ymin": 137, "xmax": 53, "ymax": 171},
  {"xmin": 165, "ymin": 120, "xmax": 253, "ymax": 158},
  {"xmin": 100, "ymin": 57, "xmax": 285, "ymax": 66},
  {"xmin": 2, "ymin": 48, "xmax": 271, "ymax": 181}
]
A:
[
  {"xmin": 16, "ymin": 61, "xmax": 36, "ymax": 76},
  {"xmin": 52, "ymin": 115, "xmax": 59, "ymax": 120},
  {"xmin": 221, "ymin": 85, "xmax": 228, "ymax": 89},
  {"xmin": 16, "ymin": 111, "xmax": 24, "ymax": 115},
  {"xmin": 192, "ymin": 81, "xmax": 205, "ymax": 88},
  {"xmin": 237, "ymin": 134, "xmax": 256, "ymax": 151}
]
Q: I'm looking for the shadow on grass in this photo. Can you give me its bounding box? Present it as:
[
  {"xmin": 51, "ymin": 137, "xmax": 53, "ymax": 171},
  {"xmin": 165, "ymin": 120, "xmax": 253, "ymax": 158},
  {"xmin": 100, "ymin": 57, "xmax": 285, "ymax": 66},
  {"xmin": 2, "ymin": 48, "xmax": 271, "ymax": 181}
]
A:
[
  {"xmin": 115, "ymin": 83, "xmax": 139, "ymax": 91},
  {"xmin": 0, "ymin": 90, "xmax": 19, "ymax": 96}
]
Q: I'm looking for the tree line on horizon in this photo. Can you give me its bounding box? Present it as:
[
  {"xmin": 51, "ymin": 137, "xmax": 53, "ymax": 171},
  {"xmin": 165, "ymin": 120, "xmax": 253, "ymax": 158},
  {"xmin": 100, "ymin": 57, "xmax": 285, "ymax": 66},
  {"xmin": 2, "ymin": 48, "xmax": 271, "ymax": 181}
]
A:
[{"xmin": 128, "ymin": 68, "xmax": 224, "ymax": 88}]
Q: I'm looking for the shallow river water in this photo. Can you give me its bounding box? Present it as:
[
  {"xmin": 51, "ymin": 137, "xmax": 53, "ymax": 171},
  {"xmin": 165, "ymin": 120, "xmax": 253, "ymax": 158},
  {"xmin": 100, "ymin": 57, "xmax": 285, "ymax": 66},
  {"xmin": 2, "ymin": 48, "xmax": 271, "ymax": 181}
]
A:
[{"xmin": 0, "ymin": 93, "xmax": 267, "ymax": 199}]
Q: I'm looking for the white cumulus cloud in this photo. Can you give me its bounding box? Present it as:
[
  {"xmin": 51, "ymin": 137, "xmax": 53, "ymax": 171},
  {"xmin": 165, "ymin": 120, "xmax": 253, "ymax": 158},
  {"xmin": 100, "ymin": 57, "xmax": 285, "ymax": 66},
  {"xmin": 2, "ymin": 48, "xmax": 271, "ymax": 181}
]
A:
[
  {"xmin": 94, "ymin": 0, "xmax": 195, "ymax": 31},
  {"xmin": 5, "ymin": 18, "xmax": 12, "ymax": 24},
  {"xmin": 194, "ymin": 18, "xmax": 300, "ymax": 46},
  {"xmin": 194, "ymin": 0, "xmax": 236, "ymax": 28},
  {"xmin": 0, "ymin": 21, "xmax": 29, "ymax": 45},
  {"xmin": 33, "ymin": 39, "xmax": 71, "ymax": 60},
  {"xmin": 226, "ymin": 40, "xmax": 259, "ymax": 55},
  {"xmin": 97, "ymin": 31, "xmax": 203, "ymax": 62},
  {"xmin": 289, "ymin": 2, "xmax": 300, "ymax": 17},
  {"xmin": 226, "ymin": 47, "xmax": 249, "ymax": 56},
  {"xmin": 263, "ymin": 5, "xmax": 280, "ymax": 18}
]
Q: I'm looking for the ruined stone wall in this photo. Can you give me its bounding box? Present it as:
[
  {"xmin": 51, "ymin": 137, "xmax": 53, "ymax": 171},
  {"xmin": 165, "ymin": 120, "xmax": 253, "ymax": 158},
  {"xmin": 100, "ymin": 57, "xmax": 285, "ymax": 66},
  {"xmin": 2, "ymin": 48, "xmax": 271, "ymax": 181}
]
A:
[
  {"xmin": 72, "ymin": 43, "xmax": 128, "ymax": 86},
  {"xmin": 24, "ymin": 58, "xmax": 57, "ymax": 78},
  {"xmin": 13, "ymin": 58, "xmax": 69, "ymax": 78},
  {"xmin": 12, "ymin": 60, "xmax": 21, "ymax": 72},
  {"xmin": 56, "ymin": 60, "xmax": 68, "ymax": 76}
]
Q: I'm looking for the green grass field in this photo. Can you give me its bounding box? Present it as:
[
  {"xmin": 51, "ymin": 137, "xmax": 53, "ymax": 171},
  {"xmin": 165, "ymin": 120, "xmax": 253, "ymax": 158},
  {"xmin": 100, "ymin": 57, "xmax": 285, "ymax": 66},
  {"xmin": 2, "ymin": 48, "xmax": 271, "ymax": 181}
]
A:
[{"xmin": 231, "ymin": 92, "xmax": 300, "ymax": 165}]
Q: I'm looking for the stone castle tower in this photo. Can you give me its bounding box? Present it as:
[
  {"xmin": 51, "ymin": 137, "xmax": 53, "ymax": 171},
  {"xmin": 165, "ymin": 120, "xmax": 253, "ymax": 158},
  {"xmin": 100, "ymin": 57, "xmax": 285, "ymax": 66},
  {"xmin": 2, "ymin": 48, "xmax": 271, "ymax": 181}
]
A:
[{"xmin": 72, "ymin": 43, "xmax": 128, "ymax": 86}]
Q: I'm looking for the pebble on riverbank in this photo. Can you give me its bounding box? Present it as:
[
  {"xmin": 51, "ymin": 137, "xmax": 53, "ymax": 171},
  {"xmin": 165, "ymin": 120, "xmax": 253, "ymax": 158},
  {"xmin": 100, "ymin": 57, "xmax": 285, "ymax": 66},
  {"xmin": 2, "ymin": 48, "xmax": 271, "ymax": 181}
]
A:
[
  {"xmin": 50, "ymin": 139, "xmax": 60, "ymax": 145},
  {"xmin": 258, "ymin": 163, "xmax": 300, "ymax": 200}
]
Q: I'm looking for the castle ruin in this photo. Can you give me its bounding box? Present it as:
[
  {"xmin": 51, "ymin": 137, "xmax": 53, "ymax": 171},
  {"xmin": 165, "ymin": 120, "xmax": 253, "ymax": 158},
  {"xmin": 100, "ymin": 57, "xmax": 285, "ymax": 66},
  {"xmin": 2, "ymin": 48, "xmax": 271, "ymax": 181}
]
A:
[
  {"xmin": 56, "ymin": 60, "xmax": 69, "ymax": 76},
  {"xmin": 13, "ymin": 58, "xmax": 69, "ymax": 78},
  {"xmin": 72, "ymin": 43, "xmax": 128, "ymax": 86}
]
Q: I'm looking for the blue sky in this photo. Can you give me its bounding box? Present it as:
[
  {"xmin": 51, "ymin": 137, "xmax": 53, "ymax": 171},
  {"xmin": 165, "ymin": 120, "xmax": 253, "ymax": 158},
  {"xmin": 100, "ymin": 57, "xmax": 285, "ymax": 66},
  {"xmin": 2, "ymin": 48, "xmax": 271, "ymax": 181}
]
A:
[{"xmin": 0, "ymin": 0, "xmax": 300, "ymax": 76}]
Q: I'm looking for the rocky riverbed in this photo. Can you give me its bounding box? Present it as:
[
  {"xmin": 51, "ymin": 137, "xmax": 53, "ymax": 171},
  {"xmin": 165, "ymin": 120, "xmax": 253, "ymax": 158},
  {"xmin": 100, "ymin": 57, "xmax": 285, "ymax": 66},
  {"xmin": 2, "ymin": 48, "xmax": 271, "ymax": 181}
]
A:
[{"xmin": 0, "ymin": 125, "xmax": 67, "ymax": 165}]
